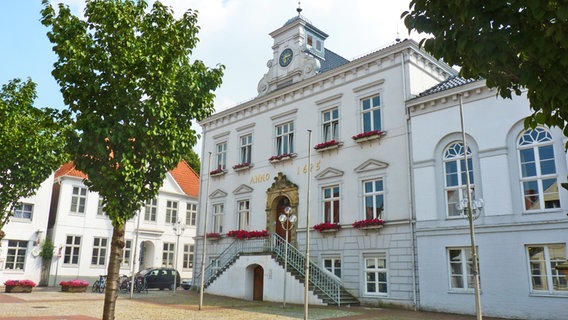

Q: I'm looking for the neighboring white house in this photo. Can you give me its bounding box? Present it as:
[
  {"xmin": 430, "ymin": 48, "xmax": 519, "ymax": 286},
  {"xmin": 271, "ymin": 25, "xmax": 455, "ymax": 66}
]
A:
[
  {"xmin": 194, "ymin": 13, "xmax": 455, "ymax": 308},
  {"xmin": 45, "ymin": 160, "xmax": 199, "ymax": 285},
  {"xmin": 0, "ymin": 173, "xmax": 54, "ymax": 285},
  {"xmin": 407, "ymin": 77, "xmax": 568, "ymax": 320}
]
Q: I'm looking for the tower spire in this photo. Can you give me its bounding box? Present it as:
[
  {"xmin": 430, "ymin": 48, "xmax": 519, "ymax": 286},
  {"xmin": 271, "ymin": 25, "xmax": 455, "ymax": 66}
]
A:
[{"xmin": 297, "ymin": 1, "xmax": 302, "ymax": 15}]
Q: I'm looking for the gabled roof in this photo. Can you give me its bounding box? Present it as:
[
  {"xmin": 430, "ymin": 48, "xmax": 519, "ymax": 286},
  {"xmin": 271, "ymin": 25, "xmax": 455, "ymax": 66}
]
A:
[
  {"xmin": 317, "ymin": 48, "xmax": 350, "ymax": 73},
  {"xmin": 418, "ymin": 76, "xmax": 478, "ymax": 97},
  {"xmin": 54, "ymin": 160, "xmax": 199, "ymax": 197}
]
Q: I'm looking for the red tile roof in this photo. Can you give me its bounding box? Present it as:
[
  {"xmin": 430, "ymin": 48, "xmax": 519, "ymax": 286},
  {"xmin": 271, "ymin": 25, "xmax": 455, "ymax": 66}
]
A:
[{"xmin": 54, "ymin": 160, "xmax": 199, "ymax": 197}]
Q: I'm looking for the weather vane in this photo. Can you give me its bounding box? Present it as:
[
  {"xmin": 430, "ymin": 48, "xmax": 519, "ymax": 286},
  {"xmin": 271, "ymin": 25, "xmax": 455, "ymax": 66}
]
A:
[{"xmin": 297, "ymin": 1, "xmax": 302, "ymax": 15}]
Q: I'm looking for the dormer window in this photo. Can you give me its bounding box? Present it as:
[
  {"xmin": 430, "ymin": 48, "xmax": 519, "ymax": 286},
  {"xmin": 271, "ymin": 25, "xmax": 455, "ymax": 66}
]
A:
[{"xmin": 306, "ymin": 31, "xmax": 324, "ymax": 58}]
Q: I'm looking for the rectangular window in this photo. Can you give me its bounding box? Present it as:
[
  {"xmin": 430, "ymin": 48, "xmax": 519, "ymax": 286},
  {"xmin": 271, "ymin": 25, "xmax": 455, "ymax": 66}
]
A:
[
  {"xmin": 165, "ymin": 200, "xmax": 178, "ymax": 224},
  {"xmin": 213, "ymin": 203, "xmax": 224, "ymax": 233},
  {"xmin": 444, "ymin": 143, "xmax": 475, "ymax": 217},
  {"xmin": 13, "ymin": 203, "xmax": 33, "ymax": 220},
  {"xmin": 70, "ymin": 186, "xmax": 87, "ymax": 214},
  {"xmin": 276, "ymin": 122, "xmax": 294, "ymax": 156},
  {"xmin": 186, "ymin": 202, "xmax": 197, "ymax": 226},
  {"xmin": 216, "ymin": 142, "xmax": 227, "ymax": 170},
  {"xmin": 144, "ymin": 199, "xmax": 157, "ymax": 222},
  {"xmin": 183, "ymin": 244, "xmax": 194, "ymax": 269},
  {"xmin": 5, "ymin": 240, "xmax": 27, "ymax": 270},
  {"xmin": 323, "ymin": 257, "xmax": 341, "ymax": 278},
  {"xmin": 97, "ymin": 197, "xmax": 105, "ymax": 216},
  {"xmin": 363, "ymin": 179, "xmax": 384, "ymax": 220},
  {"xmin": 91, "ymin": 237, "xmax": 108, "ymax": 266},
  {"xmin": 448, "ymin": 247, "xmax": 476, "ymax": 290},
  {"xmin": 162, "ymin": 242, "xmax": 175, "ymax": 267},
  {"xmin": 365, "ymin": 256, "xmax": 388, "ymax": 294},
  {"xmin": 64, "ymin": 235, "xmax": 81, "ymax": 265},
  {"xmin": 122, "ymin": 240, "xmax": 132, "ymax": 267},
  {"xmin": 240, "ymin": 134, "xmax": 253, "ymax": 164},
  {"xmin": 322, "ymin": 185, "xmax": 340, "ymax": 223},
  {"xmin": 361, "ymin": 95, "xmax": 381, "ymax": 133},
  {"xmin": 322, "ymin": 108, "xmax": 339, "ymax": 142},
  {"xmin": 527, "ymin": 244, "xmax": 567, "ymax": 292},
  {"xmin": 237, "ymin": 200, "xmax": 250, "ymax": 230}
]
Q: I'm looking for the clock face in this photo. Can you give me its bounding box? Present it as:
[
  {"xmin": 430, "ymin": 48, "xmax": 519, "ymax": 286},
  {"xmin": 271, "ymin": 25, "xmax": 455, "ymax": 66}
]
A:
[{"xmin": 279, "ymin": 48, "xmax": 293, "ymax": 67}]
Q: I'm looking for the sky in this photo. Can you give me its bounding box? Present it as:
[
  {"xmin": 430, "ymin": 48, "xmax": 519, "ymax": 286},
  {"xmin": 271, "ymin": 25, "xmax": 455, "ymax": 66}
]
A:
[{"xmin": 1, "ymin": 0, "xmax": 421, "ymax": 153}]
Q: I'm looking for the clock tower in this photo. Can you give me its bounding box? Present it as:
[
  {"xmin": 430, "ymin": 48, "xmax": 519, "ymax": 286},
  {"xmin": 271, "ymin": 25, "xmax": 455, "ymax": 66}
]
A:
[{"xmin": 257, "ymin": 10, "xmax": 337, "ymax": 96}]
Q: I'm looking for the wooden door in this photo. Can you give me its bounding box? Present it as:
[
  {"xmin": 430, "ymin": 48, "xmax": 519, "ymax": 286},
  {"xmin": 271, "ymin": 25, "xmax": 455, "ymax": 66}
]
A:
[{"xmin": 253, "ymin": 266, "xmax": 263, "ymax": 301}]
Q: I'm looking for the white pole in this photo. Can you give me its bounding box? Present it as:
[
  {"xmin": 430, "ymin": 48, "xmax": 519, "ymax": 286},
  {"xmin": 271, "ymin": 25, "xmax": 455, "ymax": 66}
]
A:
[
  {"xmin": 304, "ymin": 129, "xmax": 312, "ymax": 320},
  {"xmin": 459, "ymin": 94, "xmax": 482, "ymax": 320},
  {"xmin": 283, "ymin": 221, "xmax": 289, "ymax": 307},
  {"xmin": 130, "ymin": 211, "xmax": 141, "ymax": 299},
  {"xmin": 199, "ymin": 152, "xmax": 213, "ymax": 310}
]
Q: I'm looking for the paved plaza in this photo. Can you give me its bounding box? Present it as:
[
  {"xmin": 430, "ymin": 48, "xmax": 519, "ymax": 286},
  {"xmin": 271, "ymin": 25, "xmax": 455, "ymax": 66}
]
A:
[{"xmin": 0, "ymin": 287, "xmax": 512, "ymax": 320}]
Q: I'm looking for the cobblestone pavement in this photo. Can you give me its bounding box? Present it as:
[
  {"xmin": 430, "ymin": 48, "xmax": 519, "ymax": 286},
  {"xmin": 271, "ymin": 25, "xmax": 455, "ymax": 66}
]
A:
[{"xmin": 0, "ymin": 286, "xmax": 512, "ymax": 320}]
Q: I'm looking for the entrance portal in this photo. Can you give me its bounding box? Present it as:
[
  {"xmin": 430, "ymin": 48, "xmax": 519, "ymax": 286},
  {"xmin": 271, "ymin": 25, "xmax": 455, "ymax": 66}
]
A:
[{"xmin": 265, "ymin": 172, "xmax": 299, "ymax": 245}]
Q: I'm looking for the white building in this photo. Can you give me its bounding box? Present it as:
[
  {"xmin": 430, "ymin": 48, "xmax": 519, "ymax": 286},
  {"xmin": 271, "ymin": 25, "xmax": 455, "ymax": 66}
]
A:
[
  {"xmin": 194, "ymin": 13, "xmax": 454, "ymax": 307},
  {"xmin": 45, "ymin": 160, "xmax": 199, "ymax": 285},
  {"xmin": 0, "ymin": 173, "xmax": 54, "ymax": 285},
  {"xmin": 408, "ymin": 78, "xmax": 568, "ymax": 319}
]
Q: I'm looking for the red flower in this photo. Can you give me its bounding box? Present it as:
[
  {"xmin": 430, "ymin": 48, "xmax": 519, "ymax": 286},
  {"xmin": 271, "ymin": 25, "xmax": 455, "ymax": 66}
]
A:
[
  {"xmin": 352, "ymin": 218, "xmax": 385, "ymax": 229},
  {"xmin": 227, "ymin": 230, "xmax": 269, "ymax": 239},
  {"xmin": 314, "ymin": 140, "xmax": 341, "ymax": 150},
  {"xmin": 4, "ymin": 280, "xmax": 36, "ymax": 287},
  {"xmin": 206, "ymin": 232, "xmax": 221, "ymax": 238},
  {"xmin": 232, "ymin": 162, "xmax": 251, "ymax": 169},
  {"xmin": 209, "ymin": 168, "xmax": 225, "ymax": 175},
  {"xmin": 59, "ymin": 280, "xmax": 89, "ymax": 287},
  {"xmin": 268, "ymin": 153, "xmax": 294, "ymax": 161},
  {"xmin": 313, "ymin": 222, "xmax": 341, "ymax": 232},
  {"xmin": 351, "ymin": 130, "xmax": 385, "ymax": 140}
]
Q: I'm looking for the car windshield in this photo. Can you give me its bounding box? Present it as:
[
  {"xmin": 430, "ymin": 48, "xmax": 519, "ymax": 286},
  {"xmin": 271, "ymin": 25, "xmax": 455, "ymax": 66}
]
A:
[{"xmin": 138, "ymin": 269, "xmax": 152, "ymax": 276}]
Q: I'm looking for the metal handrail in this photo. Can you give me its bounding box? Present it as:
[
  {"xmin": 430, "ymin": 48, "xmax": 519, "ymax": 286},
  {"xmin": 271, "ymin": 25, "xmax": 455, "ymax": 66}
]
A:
[{"xmin": 194, "ymin": 234, "xmax": 342, "ymax": 305}]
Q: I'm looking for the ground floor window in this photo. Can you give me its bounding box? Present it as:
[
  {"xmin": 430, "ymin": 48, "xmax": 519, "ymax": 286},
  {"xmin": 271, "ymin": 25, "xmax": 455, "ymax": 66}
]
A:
[
  {"xmin": 448, "ymin": 247, "xmax": 477, "ymax": 290},
  {"xmin": 5, "ymin": 240, "xmax": 28, "ymax": 270},
  {"xmin": 183, "ymin": 244, "xmax": 194, "ymax": 269},
  {"xmin": 364, "ymin": 256, "xmax": 387, "ymax": 294},
  {"xmin": 64, "ymin": 235, "xmax": 81, "ymax": 265},
  {"xmin": 91, "ymin": 237, "xmax": 108, "ymax": 266},
  {"xmin": 323, "ymin": 257, "xmax": 341, "ymax": 278},
  {"xmin": 162, "ymin": 242, "xmax": 175, "ymax": 267},
  {"xmin": 121, "ymin": 240, "xmax": 132, "ymax": 267},
  {"xmin": 527, "ymin": 244, "xmax": 567, "ymax": 293}
]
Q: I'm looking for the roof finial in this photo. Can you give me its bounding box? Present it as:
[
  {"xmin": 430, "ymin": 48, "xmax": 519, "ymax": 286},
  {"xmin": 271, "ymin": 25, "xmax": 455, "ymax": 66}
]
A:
[{"xmin": 297, "ymin": 1, "xmax": 302, "ymax": 15}]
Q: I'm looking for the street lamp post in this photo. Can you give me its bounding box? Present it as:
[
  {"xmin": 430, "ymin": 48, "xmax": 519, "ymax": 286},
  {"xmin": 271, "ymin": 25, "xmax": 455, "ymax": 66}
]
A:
[
  {"xmin": 172, "ymin": 219, "xmax": 186, "ymax": 295},
  {"xmin": 278, "ymin": 207, "xmax": 297, "ymax": 308}
]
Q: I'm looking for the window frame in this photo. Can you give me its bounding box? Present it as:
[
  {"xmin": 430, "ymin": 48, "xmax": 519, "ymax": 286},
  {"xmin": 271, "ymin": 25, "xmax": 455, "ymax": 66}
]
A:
[
  {"xmin": 186, "ymin": 202, "xmax": 197, "ymax": 226},
  {"xmin": 322, "ymin": 107, "xmax": 340, "ymax": 143},
  {"xmin": 275, "ymin": 121, "xmax": 295, "ymax": 156},
  {"xmin": 239, "ymin": 134, "xmax": 253, "ymax": 164},
  {"xmin": 362, "ymin": 178, "xmax": 385, "ymax": 220},
  {"xmin": 215, "ymin": 141, "xmax": 227, "ymax": 170},
  {"xmin": 443, "ymin": 142, "xmax": 475, "ymax": 218},
  {"xmin": 526, "ymin": 243, "xmax": 567, "ymax": 294},
  {"xmin": 91, "ymin": 237, "xmax": 108, "ymax": 266},
  {"xmin": 121, "ymin": 240, "xmax": 132, "ymax": 268},
  {"xmin": 212, "ymin": 203, "xmax": 224, "ymax": 234},
  {"xmin": 5, "ymin": 240, "xmax": 28, "ymax": 270},
  {"xmin": 70, "ymin": 186, "xmax": 87, "ymax": 214},
  {"xmin": 162, "ymin": 242, "xmax": 175, "ymax": 267},
  {"xmin": 13, "ymin": 203, "xmax": 33, "ymax": 220},
  {"xmin": 322, "ymin": 185, "xmax": 340, "ymax": 223},
  {"xmin": 447, "ymin": 247, "xmax": 476, "ymax": 291},
  {"xmin": 517, "ymin": 127, "xmax": 560, "ymax": 212},
  {"xmin": 144, "ymin": 199, "xmax": 157, "ymax": 222},
  {"xmin": 360, "ymin": 94, "xmax": 382, "ymax": 133},
  {"xmin": 237, "ymin": 199, "xmax": 250, "ymax": 230},
  {"xmin": 323, "ymin": 256, "xmax": 342, "ymax": 279},
  {"xmin": 183, "ymin": 244, "xmax": 194, "ymax": 270},
  {"xmin": 165, "ymin": 200, "xmax": 178, "ymax": 224},
  {"xmin": 364, "ymin": 255, "xmax": 388, "ymax": 295},
  {"xmin": 64, "ymin": 235, "xmax": 81, "ymax": 265}
]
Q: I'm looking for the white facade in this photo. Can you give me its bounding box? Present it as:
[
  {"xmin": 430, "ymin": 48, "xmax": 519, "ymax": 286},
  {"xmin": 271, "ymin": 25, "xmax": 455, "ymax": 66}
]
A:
[
  {"xmin": 408, "ymin": 79, "xmax": 568, "ymax": 319},
  {"xmin": 195, "ymin": 15, "xmax": 455, "ymax": 307},
  {"xmin": 0, "ymin": 173, "xmax": 54, "ymax": 285}
]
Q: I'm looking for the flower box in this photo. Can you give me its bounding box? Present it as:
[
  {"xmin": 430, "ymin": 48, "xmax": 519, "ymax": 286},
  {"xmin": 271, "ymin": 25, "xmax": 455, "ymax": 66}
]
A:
[
  {"xmin": 352, "ymin": 130, "xmax": 386, "ymax": 143},
  {"xmin": 232, "ymin": 163, "xmax": 253, "ymax": 171},
  {"xmin": 314, "ymin": 140, "xmax": 343, "ymax": 152},
  {"xmin": 4, "ymin": 280, "xmax": 36, "ymax": 293},
  {"xmin": 59, "ymin": 280, "xmax": 89, "ymax": 293},
  {"xmin": 227, "ymin": 230, "xmax": 269, "ymax": 240},
  {"xmin": 206, "ymin": 232, "xmax": 221, "ymax": 240},
  {"xmin": 268, "ymin": 153, "xmax": 296, "ymax": 163},
  {"xmin": 313, "ymin": 222, "xmax": 341, "ymax": 233},
  {"xmin": 352, "ymin": 218, "xmax": 385, "ymax": 230},
  {"xmin": 209, "ymin": 168, "xmax": 227, "ymax": 177}
]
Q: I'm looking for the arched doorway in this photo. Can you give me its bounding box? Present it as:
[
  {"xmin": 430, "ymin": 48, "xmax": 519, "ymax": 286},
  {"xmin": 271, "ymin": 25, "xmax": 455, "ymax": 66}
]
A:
[
  {"xmin": 265, "ymin": 173, "xmax": 299, "ymax": 244},
  {"xmin": 139, "ymin": 240, "xmax": 155, "ymax": 270},
  {"xmin": 253, "ymin": 265, "xmax": 264, "ymax": 301}
]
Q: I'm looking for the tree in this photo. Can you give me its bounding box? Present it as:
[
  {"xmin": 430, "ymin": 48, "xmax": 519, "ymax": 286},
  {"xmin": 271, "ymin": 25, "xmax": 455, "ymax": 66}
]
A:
[
  {"xmin": 40, "ymin": 1, "xmax": 224, "ymax": 319},
  {"xmin": 402, "ymin": 1, "xmax": 568, "ymax": 136},
  {"xmin": 0, "ymin": 78, "xmax": 68, "ymax": 242},
  {"xmin": 185, "ymin": 148, "xmax": 201, "ymax": 174}
]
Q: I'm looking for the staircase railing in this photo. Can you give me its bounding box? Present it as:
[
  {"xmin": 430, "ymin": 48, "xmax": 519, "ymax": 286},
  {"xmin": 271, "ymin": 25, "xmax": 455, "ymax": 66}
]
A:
[{"xmin": 194, "ymin": 234, "xmax": 343, "ymax": 305}]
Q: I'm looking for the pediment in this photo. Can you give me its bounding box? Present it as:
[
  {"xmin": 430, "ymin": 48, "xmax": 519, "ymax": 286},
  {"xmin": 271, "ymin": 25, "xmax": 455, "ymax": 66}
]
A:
[
  {"xmin": 233, "ymin": 184, "xmax": 253, "ymax": 195},
  {"xmin": 354, "ymin": 159, "xmax": 389, "ymax": 173},
  {"xmin": 209, "ymin": 189, "xmax": 228, "ymax": 199},
  {"xmin": 315, "ymin": 167, "xmax": 344, "ymax": 180},
  {"xmin": 267, "ymin": 172, "xmax": 298, "ymax": 193}
]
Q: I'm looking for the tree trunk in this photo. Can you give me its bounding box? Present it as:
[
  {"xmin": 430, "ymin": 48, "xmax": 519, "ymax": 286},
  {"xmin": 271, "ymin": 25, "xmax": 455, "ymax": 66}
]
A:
[{"xmin": 102, "ymin": 224, "xmax": 125, "ymax": 320}]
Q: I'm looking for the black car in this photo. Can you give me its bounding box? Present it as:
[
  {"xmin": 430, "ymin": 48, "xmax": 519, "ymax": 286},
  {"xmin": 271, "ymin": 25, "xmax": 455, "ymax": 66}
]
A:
[{"xmin": 136, "ymin": 267, "xmax": 180, "ymax": 290}]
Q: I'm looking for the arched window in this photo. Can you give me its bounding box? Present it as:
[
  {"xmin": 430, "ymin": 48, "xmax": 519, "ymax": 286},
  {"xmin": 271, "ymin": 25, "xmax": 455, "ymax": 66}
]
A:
[
  {"xmin": 444, "ymin": 142, "xmax": 474, "ymax": 217},
  {"xmin": 517, "ymin": 127, "xmax": 560, "ymax": 211}
]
